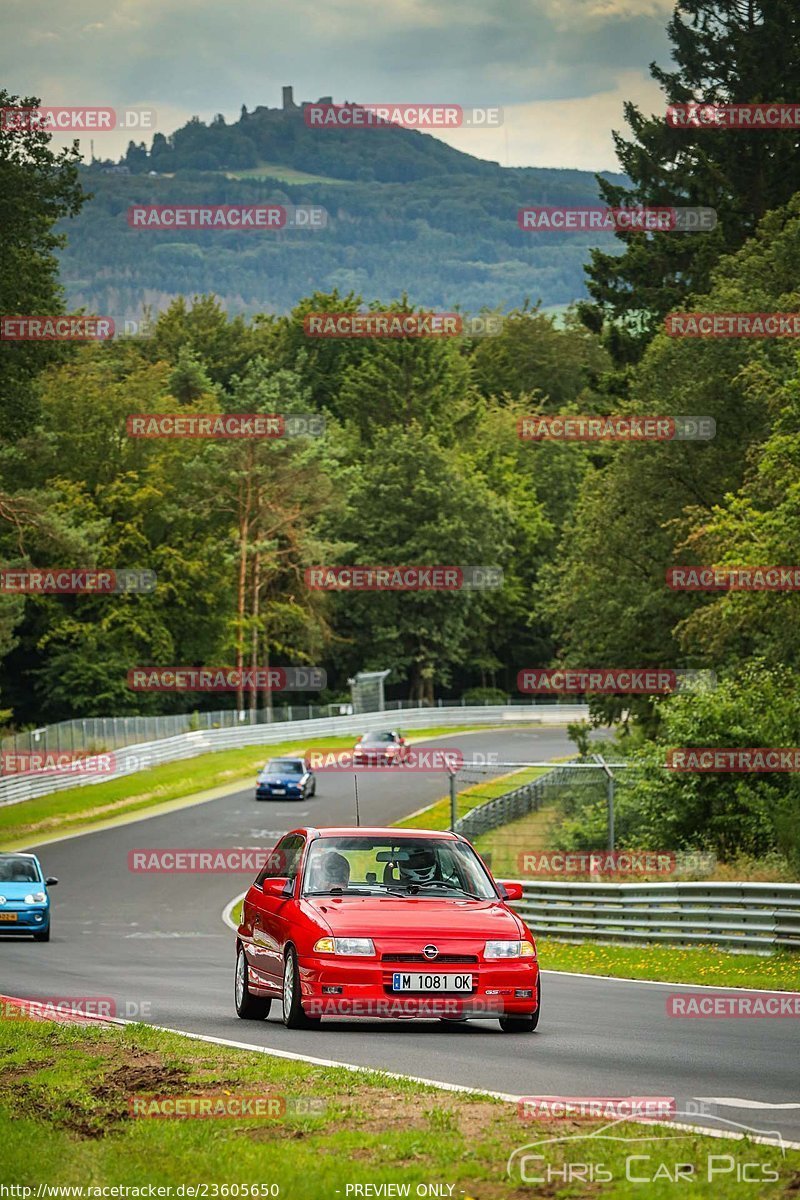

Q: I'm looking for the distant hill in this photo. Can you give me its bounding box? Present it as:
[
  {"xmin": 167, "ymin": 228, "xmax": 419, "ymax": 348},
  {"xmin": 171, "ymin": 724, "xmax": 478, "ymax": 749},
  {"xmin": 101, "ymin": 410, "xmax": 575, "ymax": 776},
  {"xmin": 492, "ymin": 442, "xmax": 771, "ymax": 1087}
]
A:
[{"xmin": 58, "ymin": 89, "xmax": 627, "ymax": 322}]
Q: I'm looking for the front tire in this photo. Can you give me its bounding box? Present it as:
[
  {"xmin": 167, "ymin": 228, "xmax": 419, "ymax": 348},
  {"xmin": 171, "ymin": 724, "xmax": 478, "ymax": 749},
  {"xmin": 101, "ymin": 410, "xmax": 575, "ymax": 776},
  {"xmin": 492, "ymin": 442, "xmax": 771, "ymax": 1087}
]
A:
[
  {"xmin": 32, "ymin": 924, "xmax": 50, "ymax": 943},
  {"xmin": 282, "ymin": 947, "xmax": 321, "ymax": 1029},
  {"xmin": 235, "ymin": 943, "xmax": 272, "ymax": 1019},
  {"xmin": 499, "ymin": 975, "xmax": 541, "ymax": 1033}
]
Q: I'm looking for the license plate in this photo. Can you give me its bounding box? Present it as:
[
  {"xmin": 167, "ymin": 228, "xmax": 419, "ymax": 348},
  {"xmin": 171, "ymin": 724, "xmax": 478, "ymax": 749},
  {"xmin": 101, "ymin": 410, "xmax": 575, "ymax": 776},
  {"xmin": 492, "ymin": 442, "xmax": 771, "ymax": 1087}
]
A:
[
  {"xmin": 392, "ymin": 972, "xmax": 472, "ymax": 992},
  {"xmin": 272, "ymin": 788, "xmax": 285, "ymax": 794},
  {"xmin": 0, "ymin": 913, "xmax": 18, "ymax": 922}
]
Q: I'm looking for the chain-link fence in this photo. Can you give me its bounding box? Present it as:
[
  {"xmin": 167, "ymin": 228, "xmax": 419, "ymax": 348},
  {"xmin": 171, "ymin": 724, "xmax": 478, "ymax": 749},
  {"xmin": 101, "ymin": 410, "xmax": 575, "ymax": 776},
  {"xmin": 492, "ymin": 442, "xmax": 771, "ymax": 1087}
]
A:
[{"xmin": 448, "ymin": 758, "xmax": 717, "ymax": 883}]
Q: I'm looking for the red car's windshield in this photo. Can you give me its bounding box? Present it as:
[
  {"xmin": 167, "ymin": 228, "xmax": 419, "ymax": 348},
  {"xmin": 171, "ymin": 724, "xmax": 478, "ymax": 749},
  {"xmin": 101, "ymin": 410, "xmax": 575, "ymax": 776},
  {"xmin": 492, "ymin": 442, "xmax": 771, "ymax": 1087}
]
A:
[{"xmin": 302, "ymin": 837, "xmax": 497, "ymax": 899}]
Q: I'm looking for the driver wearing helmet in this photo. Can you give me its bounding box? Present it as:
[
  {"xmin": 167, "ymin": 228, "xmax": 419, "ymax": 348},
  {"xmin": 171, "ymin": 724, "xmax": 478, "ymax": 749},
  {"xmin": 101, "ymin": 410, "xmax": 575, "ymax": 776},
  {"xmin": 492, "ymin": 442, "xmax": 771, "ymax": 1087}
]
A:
[
  {"xmin": 308, "ymin": 850, "xmax": 351, "ymax": 892},
  {"xmin": 397, "ymin": 844, "xmax": 439, "ymax": 887}
]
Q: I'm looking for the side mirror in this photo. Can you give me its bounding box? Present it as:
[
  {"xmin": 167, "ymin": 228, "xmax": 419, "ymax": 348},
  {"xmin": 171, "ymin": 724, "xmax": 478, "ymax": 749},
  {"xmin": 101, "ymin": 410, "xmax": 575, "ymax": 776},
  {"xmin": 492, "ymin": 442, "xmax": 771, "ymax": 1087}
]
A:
[
  {"xmin": 45, "ymin": 877, "xmax": 59, "ymax": 886},
  {"xmin": 498, "ymin": 881, "xmax": 523, "ymax": 902},
  {"xmin": 262, "ymin": 877, "xmax": 294, "ymax": 898}
]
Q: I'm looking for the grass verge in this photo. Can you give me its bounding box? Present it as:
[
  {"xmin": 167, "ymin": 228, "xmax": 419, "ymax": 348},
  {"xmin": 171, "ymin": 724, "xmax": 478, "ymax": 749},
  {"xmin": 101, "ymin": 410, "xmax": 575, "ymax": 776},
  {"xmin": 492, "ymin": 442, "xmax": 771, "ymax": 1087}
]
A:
[
  {"xmin": 0, "ymin": 724, "xmax": 490, "ymax": 849},
  {"xmin": 393, "ymin": 765, "xmax": 546, "ymax": 831},
  {"xmin": 0, "ymin": 1011, "xmax": 795, "ymax": 1196},
  {"xmin": 538, "ymin": 939, "xmax": 800, "ymax": 991}
]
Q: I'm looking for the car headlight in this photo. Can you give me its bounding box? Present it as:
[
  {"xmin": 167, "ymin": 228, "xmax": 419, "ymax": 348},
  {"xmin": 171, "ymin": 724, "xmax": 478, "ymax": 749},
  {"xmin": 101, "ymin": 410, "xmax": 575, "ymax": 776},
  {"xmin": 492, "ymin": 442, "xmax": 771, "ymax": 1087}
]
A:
[
  {"xmin": 484, "ymin": 940, "xmax": 536, "ymax": 959},
  {"xmin": 24, "ymin": 893, "xmax": 47, "ymax": 904},
  {"xmin": 313, "ymin": 937, "xmax": 375, "ymax": 956}
]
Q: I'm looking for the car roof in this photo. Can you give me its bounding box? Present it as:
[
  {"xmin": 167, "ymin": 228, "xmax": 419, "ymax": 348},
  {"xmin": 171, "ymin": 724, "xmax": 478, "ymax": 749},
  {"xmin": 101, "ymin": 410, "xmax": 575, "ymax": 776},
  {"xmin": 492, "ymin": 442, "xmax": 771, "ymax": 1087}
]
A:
[
  {"xmin": 300, "ymin": 826, "xmax": 460, "ymax": 840},
  {"xmin": 0, "ymin": 851, "xmax": 38, "ymax": 858}
]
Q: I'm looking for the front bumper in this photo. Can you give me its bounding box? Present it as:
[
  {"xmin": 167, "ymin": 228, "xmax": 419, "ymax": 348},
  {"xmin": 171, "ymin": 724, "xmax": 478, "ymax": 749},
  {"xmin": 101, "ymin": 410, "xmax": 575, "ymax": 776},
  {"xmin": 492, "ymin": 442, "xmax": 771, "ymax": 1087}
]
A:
[
  {"xmin": 0, "ymin": 906, "xmax": 49, "ymax": 933},
  {"xmin": 297, "ymin": 953, "xmax": 539, "ymax": 1018},
  {"xmin": 255, "ymin": 785, "xmax": 303, "ymax": 799}
]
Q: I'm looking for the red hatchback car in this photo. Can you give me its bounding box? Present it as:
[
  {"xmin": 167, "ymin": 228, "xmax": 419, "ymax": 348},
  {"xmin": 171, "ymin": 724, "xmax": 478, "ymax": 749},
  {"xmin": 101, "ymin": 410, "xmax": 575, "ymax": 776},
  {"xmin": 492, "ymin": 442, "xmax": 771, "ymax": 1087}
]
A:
[{"xmin": 235, "ymin": 826, "xmax": 540, "ymax": 1033}]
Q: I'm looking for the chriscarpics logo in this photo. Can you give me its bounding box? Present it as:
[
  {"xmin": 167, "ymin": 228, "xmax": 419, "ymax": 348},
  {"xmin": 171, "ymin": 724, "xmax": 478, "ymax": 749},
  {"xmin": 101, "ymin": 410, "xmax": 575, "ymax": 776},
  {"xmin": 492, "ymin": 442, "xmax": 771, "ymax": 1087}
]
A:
[{"xmin": 507, "ymin": 1114, "xmax": 785, "ymax": 1186}]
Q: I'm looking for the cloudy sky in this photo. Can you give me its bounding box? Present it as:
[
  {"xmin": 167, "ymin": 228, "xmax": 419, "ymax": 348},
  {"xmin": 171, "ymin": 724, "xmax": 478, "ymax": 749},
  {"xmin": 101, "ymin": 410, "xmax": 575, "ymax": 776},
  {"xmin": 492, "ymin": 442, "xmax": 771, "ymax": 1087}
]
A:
[{"xmin": 4, "ymin": 0, "xmax": 675, "ymax": 170}]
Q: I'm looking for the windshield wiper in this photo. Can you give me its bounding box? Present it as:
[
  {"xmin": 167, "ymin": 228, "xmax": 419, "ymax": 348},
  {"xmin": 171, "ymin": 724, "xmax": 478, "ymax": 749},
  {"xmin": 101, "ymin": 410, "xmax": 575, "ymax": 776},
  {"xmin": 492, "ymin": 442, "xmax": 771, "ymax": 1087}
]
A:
[
  {"xmin": 304, "ymin": 887, "xmax": 371, "ymax": 896},
  {"xmin": 378, "ymin": 881, "xmax": 481, "ymax": 899},
  {"xmin": 413, "ymin": 881, "xmax": 481, "ymax": 898}
]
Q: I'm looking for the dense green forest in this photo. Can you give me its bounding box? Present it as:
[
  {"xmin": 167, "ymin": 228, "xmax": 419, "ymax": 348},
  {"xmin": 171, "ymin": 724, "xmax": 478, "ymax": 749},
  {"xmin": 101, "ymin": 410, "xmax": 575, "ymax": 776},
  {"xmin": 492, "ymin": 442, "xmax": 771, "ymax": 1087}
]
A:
[{"xmin": 2, "ymin": 0, "xmax": 800, "ymax": 868}]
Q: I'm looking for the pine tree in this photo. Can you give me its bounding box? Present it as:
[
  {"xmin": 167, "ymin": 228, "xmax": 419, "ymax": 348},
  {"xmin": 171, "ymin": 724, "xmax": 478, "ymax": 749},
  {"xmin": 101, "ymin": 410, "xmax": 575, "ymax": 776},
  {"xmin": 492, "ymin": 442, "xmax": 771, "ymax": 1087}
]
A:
[{"xmin": 582, "ymin": 0, "xmax": 800, "ymax": 362}]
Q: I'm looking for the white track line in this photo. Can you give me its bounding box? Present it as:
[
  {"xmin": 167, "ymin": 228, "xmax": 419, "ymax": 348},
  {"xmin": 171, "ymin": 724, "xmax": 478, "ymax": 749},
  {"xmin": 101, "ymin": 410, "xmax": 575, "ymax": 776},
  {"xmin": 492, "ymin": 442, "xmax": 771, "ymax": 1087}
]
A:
[
  {"xmin": 222, "ymin": 891, "xmax": 246, "ymax": 931},
  {"xmin": 541, "ymin": 969, "xmax": 800, "ymax": 995},
  {"xmin": 696, "ymin": 1098, "xmax": 800, "ymax": 1111}
]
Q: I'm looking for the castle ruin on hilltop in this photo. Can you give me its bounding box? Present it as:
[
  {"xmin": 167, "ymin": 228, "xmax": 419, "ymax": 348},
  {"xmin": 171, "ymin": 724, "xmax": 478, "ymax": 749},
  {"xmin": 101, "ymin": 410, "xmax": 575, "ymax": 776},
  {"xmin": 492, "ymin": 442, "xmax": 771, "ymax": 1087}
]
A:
[{"xmin": 247, "ymin": 87, "xmax": 338, "ymax": 119}]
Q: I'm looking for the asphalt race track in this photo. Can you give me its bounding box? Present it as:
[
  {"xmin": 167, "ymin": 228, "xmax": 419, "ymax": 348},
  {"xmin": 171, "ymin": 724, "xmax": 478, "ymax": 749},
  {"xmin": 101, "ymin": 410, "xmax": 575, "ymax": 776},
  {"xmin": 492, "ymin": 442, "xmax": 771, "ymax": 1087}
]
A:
[{"xmin": 2, "ymin": 728, "xmax": 799, "ymax": 1145}]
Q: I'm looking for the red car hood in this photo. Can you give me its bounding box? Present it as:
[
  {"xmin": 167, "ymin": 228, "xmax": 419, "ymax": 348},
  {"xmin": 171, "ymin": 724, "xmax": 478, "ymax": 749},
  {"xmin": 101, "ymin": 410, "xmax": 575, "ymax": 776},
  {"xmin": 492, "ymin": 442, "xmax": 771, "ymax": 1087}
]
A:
[{"xmin": 302, "ymin": 895, "xmax": 524, "ymax": 939}]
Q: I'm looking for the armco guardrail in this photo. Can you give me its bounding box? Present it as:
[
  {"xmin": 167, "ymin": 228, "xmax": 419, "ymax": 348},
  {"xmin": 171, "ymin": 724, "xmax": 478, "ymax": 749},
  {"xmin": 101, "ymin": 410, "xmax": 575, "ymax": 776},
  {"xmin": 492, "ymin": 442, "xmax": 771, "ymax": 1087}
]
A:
[
  {"xmin": 512, "ymin": 881, "xmax": 800, "ymax": 951},
  {"xmin": 455, "ymin": 761, "xmax": 581, "ymax": 840},
  {"xmin": 0, "ymin": 704, "xmax": 589, "ymax": 808},
  {"xmin": 1, "ymin": 697, "xmax": 582, "ymax": 757}
]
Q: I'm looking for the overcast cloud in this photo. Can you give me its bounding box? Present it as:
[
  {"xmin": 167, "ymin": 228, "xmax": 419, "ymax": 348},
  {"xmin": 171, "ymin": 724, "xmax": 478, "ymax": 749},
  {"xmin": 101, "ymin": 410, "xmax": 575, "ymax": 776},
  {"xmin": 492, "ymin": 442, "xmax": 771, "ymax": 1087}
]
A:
[{"xmin": 4, "ymin": 0, "xmax": 674, "ymax": 169}]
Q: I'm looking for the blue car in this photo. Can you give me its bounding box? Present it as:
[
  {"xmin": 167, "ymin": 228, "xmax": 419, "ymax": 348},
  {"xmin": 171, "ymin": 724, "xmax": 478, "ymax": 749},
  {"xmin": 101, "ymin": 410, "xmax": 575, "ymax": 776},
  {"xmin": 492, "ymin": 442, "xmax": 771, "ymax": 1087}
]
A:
[
  {"xmin": 255, "ymin": 757, "xmax": 316, "ymax": 801},
  {"xmin": 0, "ymin": 853, "xmax": 58, "ymax": 942}
]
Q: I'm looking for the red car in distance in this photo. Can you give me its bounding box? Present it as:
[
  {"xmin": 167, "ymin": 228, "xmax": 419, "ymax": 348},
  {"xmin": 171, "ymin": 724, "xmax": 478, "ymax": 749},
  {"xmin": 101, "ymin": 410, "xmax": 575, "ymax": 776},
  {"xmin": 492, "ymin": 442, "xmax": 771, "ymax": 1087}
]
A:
[
  {"xmin": 235, "ymin": 826, "xmax": 540, "ymax": 1033},
  {"xmin": 352, "ymin": 730, "xmax": 408, "ymax": 766}
]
